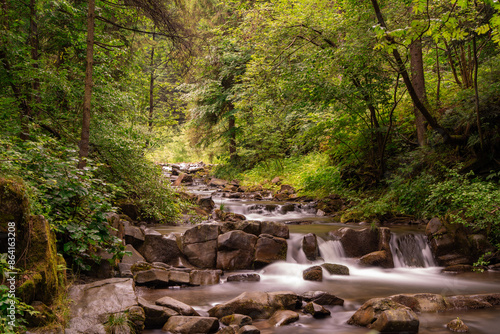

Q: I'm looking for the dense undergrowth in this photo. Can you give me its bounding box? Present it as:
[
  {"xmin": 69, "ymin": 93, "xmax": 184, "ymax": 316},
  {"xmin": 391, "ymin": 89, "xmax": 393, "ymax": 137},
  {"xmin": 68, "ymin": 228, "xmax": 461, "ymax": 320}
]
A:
[{"xmin": 0, "ymin": 129, "xmax": 183, "ymax": 272}]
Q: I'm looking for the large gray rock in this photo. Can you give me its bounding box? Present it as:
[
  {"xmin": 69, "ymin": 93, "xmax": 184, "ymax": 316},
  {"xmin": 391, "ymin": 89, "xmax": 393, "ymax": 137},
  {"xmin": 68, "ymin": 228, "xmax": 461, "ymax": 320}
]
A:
[
  {"xmin": 66, "ymin": 278, "xmax": 138, "ymax": 334},
  {"xmin": 208, "ymin": 291, "xmax": 300, "ymax": 320},
  {"xmin": 217, "ymin": 231, "xmax": 258, "ymax": 270},
  {"xmin": 183, "ymin": 240, "xmax": 218, "ymax": 268},
  {"xmin": 254, "ymin": 235, "xmax": 287, "ymax": 268},
  {"xmin": 124, "ymin": 224, "xmax": 145, "ymax": 249},
  {"xmin": 138, "ymin": 229, "xmax": 182, "ymax": 265},
  {"xmin": 162, "ymin": 316, "xmax": 219, "ymax": 334},
  {"xmin": 121, "ymin": 244, "xmax": 146, "ymax": 265},
  {"xmin": 347, "ymin": 298, "xmax": 419, "ymax": 333},
  {"xmin": 302, "ymin": 233, "xmax": 319, "ymax": 261},
  {"xmin": 182, "ymin": 224, "xmax": 220, "ymax": 268},
  {"xmin": 156, "ymin": 296, "xmax": 200, "ymax": 316}
]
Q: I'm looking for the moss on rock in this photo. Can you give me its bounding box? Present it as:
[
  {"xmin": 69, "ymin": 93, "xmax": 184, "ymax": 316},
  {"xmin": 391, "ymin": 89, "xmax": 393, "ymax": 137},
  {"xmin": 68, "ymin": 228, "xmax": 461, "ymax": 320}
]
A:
[{"xmin": 0, "ymin": 178, "xmax": 66, "ymax": 305}]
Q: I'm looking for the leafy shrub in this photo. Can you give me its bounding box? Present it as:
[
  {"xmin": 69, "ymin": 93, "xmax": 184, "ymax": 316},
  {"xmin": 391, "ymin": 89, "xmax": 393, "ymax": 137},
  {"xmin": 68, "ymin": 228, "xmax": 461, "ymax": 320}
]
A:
[
  {"xmin": 0, "ymin": 255, "xmax": 37, "ymax": 333},
  {"xmin": 424, "ymin": 167, "xmax": 500, "ymax": 246},
  {"xmin": 0, "ymin": 135, "xmax": 125, "ymax": 270},
  {"xmin": 92, "ymin": 120, "xmax": 182, "ymax": 222}
]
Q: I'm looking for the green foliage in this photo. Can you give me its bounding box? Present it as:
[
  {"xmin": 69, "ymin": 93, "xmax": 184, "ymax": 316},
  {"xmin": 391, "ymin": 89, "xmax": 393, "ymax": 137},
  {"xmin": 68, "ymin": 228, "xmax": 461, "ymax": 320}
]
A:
[
  {"xmin": 92, "ymin": 119, "xmax": 182, "ymax": 222},
  {"xmin": 424, "ymin": 167, "xmax": 500, "ymax": 240},
  {"xmin": 0, "ymin": 255, "xmax": 37, "ymax": 333},
  {"xmin": 473, "ymin": 251, "xmax": 492, "ymax": 272},
  {"xmin": 0, "ymin": 134, "xmax": 125, "ymax": 270},
  {"xmin": 104, "ymin": 312, "xmax": 136, "ymax": 334}
]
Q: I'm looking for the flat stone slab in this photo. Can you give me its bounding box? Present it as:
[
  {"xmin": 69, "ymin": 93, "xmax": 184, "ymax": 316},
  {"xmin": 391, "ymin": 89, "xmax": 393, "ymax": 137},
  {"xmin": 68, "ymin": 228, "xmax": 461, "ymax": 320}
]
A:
[{"xmin": 67, "ymin": 278, "xmax": 138, "ymax": 333}]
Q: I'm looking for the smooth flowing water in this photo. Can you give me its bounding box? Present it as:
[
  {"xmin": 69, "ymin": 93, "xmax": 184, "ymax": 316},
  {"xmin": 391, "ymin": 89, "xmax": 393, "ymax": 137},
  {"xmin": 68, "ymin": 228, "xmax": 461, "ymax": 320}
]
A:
[{"xmin": 143, "ymin": 183, "xmax": 500, "ymax": 333}]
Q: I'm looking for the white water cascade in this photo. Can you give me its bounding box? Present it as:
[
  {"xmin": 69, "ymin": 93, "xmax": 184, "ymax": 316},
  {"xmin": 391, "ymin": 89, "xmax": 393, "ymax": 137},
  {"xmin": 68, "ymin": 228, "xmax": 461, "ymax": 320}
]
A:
[{"xmin": 390, "ymin": 233, "xmax": 437, "ymax": 268}]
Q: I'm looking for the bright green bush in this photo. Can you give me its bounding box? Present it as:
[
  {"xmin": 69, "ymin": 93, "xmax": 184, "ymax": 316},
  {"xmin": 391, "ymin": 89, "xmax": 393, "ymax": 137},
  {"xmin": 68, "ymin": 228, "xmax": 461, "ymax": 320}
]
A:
[{"xmin": 425, "ymin": 167, "xmax": 500, "ymax": 246}]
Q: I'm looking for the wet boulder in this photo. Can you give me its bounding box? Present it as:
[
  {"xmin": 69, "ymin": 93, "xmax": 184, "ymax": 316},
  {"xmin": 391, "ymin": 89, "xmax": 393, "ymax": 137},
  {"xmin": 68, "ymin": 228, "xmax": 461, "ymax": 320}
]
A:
[
  {"xmin": 220, "ymin": 314, "xmax": 253, "ymax": 327},
  {"xmin": 138, "ymin": 229, "xmax": 182, "ymax": 265},
  {"xmin": 425, "ymin": 217, "xmax": 472, "ymax": 266},
  {"xmin": 210, "ymin": 178, "xmax": 229, "ymax": 187},
  {"xmin": 260, "ymin": 221, "xmax": 289, "ymax": 239},
  {"xmin": 237, "ymin": 325, "xmax": 260, "ymax": 334},
  {"xmin": 303, "ymin": 266, "xmax": 323, "ymax": 281},
  {"xmin": 348, "ymin": 298, "xmax": 419, "ymax": 333},
  {"xmin": 253, "ymin": 234, "xmax": 288, "ymax": 268},
  {"xmin": 358, "ymin": 250, "xmax": 394, "ymax": 269},
  {"xmin": 227, "ymin": 273, "xmax": 261, "ymax": 282},
  {"xmin": 268, "ymin": 310, "xmax": 299, "ymax": 327},
  {"xmin": 156, "ymin": 296, "xmax": 200, "ymax": 316},
  {"xmin": 302, "ymin": 233, "xmax": 319, "ymax": 261},
  {"xmin": 389, "ymin": 293, "xmax": 447, "ymax": 313},
  {"xmin": 321, "ymin": 263, "xmax": 349, "ymax": 276},
  {"xmin": 444, "ymin": 294, "xmax": 500, "ymax": 310},
  {"xmin": 447, "ymin": 318, "xmax": 470, "ymax": 332},
  {"xmin": 208, "ymin": 291, "xmax": 300, "ymax": 320},
  {"xmin": 331, "ymin": 227, "xmax": 380, "ymax": 257},
  {"xmin": 301, "ymin": 291, "xmax": 344, "ymax": 306},
  {"xmin": 198, "ymin": 196, "xmax": 215, "ymax": 212},
  {"xmin": 303, "ymin": 302, "xmax": 331, "ymax": 318},
  {"xmin": 162, "ymin": 316, "xmax": 219, "ymax": 334},
  {"xmin": 217, "ymin": 230, "xmax": 258, "ymax": 270}
]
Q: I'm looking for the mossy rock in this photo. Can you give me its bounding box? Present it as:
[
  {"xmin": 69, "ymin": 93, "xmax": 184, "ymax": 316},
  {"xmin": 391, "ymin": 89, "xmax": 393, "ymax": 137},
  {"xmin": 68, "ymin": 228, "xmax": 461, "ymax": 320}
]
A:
[
  {"xmin": 340, "ymin": 210, "xmax": 361, "ymax": 224},
  {"xmin": 131, "ymin": 261, "xmax": 153, "ymax": 273},
  {"xmin": 0, "ymin": 177, "xmax": 30, "ymax": 231},
  {"xmin": 0, "ymin": 178, "xmax": 65, "ymax": 305}
]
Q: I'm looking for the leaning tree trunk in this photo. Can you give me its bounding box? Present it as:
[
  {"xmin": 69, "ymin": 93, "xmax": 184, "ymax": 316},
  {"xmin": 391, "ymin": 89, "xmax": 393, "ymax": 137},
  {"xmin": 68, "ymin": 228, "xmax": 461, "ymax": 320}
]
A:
[
  {"xmin": 370, "ymin": 0, "xmax": 450, "ymax": 143},
  {"xmin": 78, "ymin": 0, "xmax": 95, "ymax": 169},
  {"xmin": 410, "ymin": 38, "xmax": 427, "ymax": 146}
]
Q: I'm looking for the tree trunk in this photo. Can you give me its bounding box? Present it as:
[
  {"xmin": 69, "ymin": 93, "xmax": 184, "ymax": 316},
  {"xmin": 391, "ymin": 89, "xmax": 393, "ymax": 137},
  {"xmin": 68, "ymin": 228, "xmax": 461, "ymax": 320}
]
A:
[
  {"xmin": 472, "ymin": 34, "xmax": 484, "ymax": 149},
  {"xmin": 370, "ymin": 0, "xmax": 450, "ymax": 142},
  {"xmin": 146, "ymin": 29, "xmax": 156, "ymax": 148},
  {"xmin": 410, "ymin": 38, "xmax": 427, "ymax": 146},
  {"xmin": 436, "ymin": 43, "xmax": 441, "ymax": 106},
  {"xmin": 228, "ymin": 111, "xmax": 237, "ymax": 161},
  {"xmin": 78, "ymin": 0, "xmax": 95, "ymax": 169},
  {"xmin": 29, "ymin": 0, "xmax": 41, "ymax": 117}
]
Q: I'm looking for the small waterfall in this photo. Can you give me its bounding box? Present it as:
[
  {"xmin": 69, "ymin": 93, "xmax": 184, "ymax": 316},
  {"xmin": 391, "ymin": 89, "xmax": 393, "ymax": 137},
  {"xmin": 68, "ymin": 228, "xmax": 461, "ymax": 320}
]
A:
[
  {"xmin": 318, "ymin": 238, "xmax": 346, "ymax": 263},
  {"xmin": 390, "ymin": 233, "xmax": 437, "ymax": 268}
]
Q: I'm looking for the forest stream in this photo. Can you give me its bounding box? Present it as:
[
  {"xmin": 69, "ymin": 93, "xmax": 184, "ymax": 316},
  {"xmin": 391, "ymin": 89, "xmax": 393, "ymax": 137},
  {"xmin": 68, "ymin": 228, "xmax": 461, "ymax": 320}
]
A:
[{"xmin": 138, "ymin": 173, "xmax": 500, "ymax": 334}]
